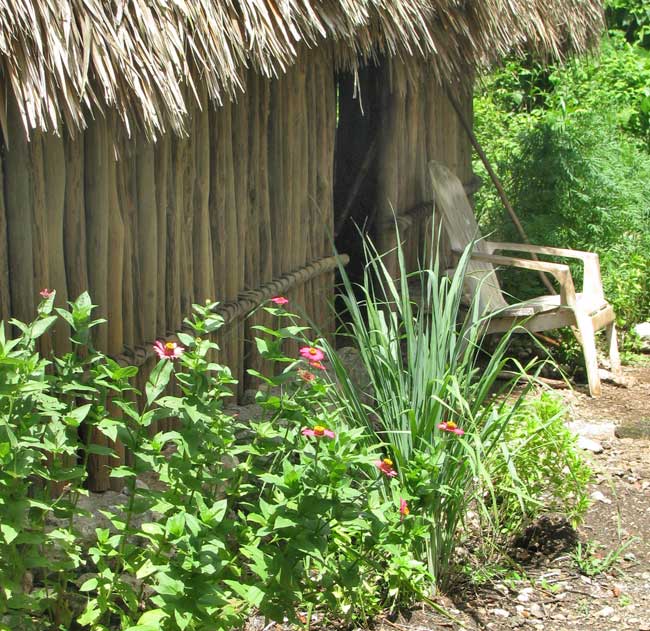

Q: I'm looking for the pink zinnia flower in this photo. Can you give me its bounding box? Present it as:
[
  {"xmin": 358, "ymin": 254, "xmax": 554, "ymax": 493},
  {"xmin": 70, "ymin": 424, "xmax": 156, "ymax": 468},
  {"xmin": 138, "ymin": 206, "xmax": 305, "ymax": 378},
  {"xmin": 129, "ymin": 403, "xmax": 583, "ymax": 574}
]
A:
[
  {"xmin": 437, "ymin": 420, "xmax": 465, "ymax": 436},
  {"xmin": 39, "ymin": 288, "xmax": 55, "ymax": 299},
  {"xmin": 399, "ymin": 498, "xmax": 410, "ymax": 520},
  {"xmin": 298, "ymin": 369, "xmax": 316, "ymax": 383},
  {"xmin": 301, "ymin": 425, "xmax": 335, "ymax": 439},
  {"xmin": 299, "ymin": 346, "xmax": 325, "ymax": 362},
  {"xmin": 153, "ymin": 340, "xmax": 185, "ymax": 360},
  {"xmin": 270, "ymin": 296, "xmax": 289, "ymax": 305},
  {"xmin": 308, "ymin": 360, "xmax": 326, "ymax": 371},
  {"xmin": 374, "ymin": 458, "xmax": 397, "ymax": 478}
]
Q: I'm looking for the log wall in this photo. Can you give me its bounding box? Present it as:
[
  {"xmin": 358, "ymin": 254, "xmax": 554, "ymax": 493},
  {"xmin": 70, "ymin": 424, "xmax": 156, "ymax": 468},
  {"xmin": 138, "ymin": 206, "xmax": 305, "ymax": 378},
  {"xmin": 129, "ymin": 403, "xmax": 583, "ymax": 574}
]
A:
[{"xmin": 0, "ymin": 51, "xmax": 337, "ymax": 490}]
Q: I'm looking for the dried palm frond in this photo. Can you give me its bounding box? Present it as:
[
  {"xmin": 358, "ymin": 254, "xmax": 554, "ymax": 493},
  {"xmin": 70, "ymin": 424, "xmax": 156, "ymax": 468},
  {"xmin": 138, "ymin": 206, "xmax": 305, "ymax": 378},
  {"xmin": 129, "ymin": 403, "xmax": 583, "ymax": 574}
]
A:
[{"xmin": 0, "ymin": 0, "xmax": 604, "ymax": 140}]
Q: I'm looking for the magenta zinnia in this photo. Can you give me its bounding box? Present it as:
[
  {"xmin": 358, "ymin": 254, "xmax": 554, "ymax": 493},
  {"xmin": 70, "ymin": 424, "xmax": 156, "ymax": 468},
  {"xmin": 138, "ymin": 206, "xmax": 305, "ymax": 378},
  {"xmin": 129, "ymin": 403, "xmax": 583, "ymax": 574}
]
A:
[
  {"xmin": 299, "ymin": 346, "xmax": 325, "ymax": 362},
  {"xmin": 39, "ymin": 288, "xmax": 54, "ymax": 299},
  {"xmin": 153, "ymin": 340, "xmax": 185, "ymax": 360},
  {"xmin": 301, "ymin": 425, "xmax": 335, "ymax": 439},
  {"xmin": 399, "ymin": 498, "xmax": 410, "ymax": 520},
  {"xmin": 374, "ymin": 457, "xmax": 397, "ymax": 478},
  {"xmin": 437, "ymin": 420, "xmax": 465, "ymax": 436},
  {"xmin": 270, "ymin": 296, "xmax": 289, "ymax": 305}
]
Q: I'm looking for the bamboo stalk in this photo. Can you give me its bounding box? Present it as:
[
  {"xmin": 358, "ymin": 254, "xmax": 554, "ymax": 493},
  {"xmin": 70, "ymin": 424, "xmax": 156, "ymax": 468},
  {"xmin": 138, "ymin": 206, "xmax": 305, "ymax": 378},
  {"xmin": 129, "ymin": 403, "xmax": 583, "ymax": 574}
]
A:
[
  {"xmin": 180, "ymin": 114, "xmax": 195, "ymax": 318},
  {"xmin": 167, "ymin": 134, "xmax": 183, "ymax": 333}
]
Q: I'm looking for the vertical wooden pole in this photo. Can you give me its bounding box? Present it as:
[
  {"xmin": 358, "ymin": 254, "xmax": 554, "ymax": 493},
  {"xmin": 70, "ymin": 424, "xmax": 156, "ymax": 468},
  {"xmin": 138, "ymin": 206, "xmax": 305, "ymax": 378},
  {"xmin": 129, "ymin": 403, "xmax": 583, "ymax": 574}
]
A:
[
  {"xmin": 84, "ymin": 116, "xmax": 111, "ymax": 491},
  {"xmin": 4, "ymin": 100, "xmax": 35, "ymax": 324},
  {"xmin": 42, "ymin": 133, "xmax": 70, "ymax": 353},
  {"xmin": 0, "ymin": 146, "xmax": 12, "ymax": 324},
  {"xmin": 193, "ymin": 83, "xmax": 215, "ymax": 304},
  {"xmin": 155, "ymin": 135, "xmax": 170, "ymax": 339},
  {"xmin": 63, "ymin": 132, "xmax": 88, "ymax": 302}
]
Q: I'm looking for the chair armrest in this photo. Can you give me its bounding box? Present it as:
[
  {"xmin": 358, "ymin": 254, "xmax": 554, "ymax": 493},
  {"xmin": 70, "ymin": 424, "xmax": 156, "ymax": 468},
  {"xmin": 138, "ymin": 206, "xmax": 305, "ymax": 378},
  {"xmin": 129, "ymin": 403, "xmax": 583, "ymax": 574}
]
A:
[
  {"xmin": 485, "ymin": 241, "xmax": 604, "ymax": 301},
  {"xmin": 466, "ymin": 250, "xmax": 578, "ymax": 307}
]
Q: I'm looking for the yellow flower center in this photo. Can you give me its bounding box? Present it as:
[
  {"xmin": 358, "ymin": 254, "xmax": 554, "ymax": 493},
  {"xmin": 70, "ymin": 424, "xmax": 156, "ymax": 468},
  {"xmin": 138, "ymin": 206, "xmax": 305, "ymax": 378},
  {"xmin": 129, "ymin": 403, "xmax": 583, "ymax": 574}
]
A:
[
  {"xmin": 165, "ymin": 342, "xmax": 176, "ymax": 350},
  {"xmin": 313, "ymin": 425, "xmax": 326, "ymax": 436},
  {"xmin": 309, "ymin": 347, "xmax": 318, "ymax": 355},
  {"xmin": 446, "ymin": 421, "xmax": 457, "ymax": 430},
  {"xmin": 383, "ymin": 458, "xmax": 393, "ymax": 467},
  {"xmin": 403, "ymin": 506, "xmax": 410, "ymax": 515}
]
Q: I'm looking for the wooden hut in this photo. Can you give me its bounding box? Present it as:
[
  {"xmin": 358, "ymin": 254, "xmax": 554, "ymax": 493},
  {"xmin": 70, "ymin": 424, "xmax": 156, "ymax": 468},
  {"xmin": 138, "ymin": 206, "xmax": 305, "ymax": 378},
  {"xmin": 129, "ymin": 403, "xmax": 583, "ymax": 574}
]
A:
[{"xmin": 0, "ymin": 1, "xmax": 603, "ymax": 488}]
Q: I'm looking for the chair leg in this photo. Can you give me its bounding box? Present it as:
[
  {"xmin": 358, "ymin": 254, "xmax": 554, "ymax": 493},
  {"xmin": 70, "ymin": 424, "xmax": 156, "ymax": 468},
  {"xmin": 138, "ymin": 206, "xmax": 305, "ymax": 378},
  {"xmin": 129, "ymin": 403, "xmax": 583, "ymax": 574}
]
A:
[
  {"xmin": 576, "ymin": 315, "xmax": 601, "ymax": 397},
  {"xmin": 606, "ymin": 322, "xmax": 622, "ymax": 376}
]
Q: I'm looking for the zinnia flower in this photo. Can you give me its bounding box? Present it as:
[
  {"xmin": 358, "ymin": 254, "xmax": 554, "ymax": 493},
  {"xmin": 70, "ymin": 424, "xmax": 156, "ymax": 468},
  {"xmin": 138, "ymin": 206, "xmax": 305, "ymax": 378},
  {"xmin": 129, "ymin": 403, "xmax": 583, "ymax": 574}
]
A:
[
  {"xmin": 437, "ymin": 420, "xmax": 465, "ymax": 436},
  {"xmin": 308, "ymin": 360, "xmax": 326, "ymax": 371},
  {"xmin": 374, "ymin": 457, "xmax": 397, "ymax": 478},
  {"xmin": 39, "ymin": 288, "xmax": 55, "ymax": 299},
  {"xmin": 399, "ymin": 498, "xmax": 410, "ymax": 520},
  {"xmin": 301, "ymin": 425, "xmax": 335, "ymax": 439},
  {"xmin": 270, "ymin": 296, "xmax": 289, "ymax": 305},
  {"xmin": 299, "ymin": 346, "xmax": 325, "ymax": 362},
  {"xmin": 298, "ymin": 369, "xmax": 316, "ymax": 383},
  {"xmin": 153, "ymin": 340, "xmax": 185, "ymax": 360}
]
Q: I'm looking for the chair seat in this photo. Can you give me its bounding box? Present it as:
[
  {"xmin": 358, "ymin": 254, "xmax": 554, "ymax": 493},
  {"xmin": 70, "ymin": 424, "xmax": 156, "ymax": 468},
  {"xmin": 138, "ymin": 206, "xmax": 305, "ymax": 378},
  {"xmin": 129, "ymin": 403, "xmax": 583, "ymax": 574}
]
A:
[{"xmin": 502, "ymin": 293, "xmax": 609, "ymax": 317}]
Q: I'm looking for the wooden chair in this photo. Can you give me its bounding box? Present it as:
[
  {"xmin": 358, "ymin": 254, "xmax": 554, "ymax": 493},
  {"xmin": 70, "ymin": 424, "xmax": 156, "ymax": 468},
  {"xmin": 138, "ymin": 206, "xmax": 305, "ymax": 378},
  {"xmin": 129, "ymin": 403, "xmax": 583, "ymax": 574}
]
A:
[{"xmin": 428, "ymin": 160, "xmax": 620, "ymax": 397}]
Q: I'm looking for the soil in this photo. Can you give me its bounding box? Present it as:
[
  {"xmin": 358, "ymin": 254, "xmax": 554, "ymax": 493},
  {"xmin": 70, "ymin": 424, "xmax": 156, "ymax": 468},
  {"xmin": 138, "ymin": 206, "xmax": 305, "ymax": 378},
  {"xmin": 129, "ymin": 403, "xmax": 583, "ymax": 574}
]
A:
[{"xmin": 376, "ymin": 364, "xmax": 650, "ymax": 631}]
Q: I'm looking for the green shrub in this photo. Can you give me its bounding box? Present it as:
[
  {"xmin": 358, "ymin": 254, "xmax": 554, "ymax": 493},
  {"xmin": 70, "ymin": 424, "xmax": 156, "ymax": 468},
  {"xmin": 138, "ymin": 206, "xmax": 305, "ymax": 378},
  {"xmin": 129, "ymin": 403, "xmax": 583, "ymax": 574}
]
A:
[
  {"xmin": 0, "ymin": 292, "xmax": 431, "ymax": 630},
  {"xmin": 487, "ymin": 392, "xmax": 592, "ymax": 538},
  {"xmin": 474, "ymin": 33, "xmax": 650, "ymax": 346}
]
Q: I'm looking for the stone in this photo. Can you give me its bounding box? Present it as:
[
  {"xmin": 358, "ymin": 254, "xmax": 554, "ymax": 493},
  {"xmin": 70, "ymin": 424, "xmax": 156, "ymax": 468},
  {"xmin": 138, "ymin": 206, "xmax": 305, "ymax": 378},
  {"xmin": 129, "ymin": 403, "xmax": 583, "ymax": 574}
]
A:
[
  {"xmin": 634, "ymin": 322, "xmax": 650, "ymax": 339},
  {"xmin": 596, "ymin": 606, "xmax": 614, "ymax": 618},
  {"xmin": 590, "ymin": 490, "xmax": 612, "ymax": 504},
  {"xmin": 336, "ymin": 346, "xmax": 374, "ymax": 405},
  {"xmin": 490, "ymin": 608, "xmax": 510, "ymax": 618},
  {"xmin": 567, "ymin": 420, "xmax": 617, "ymax": 441},
  {"xmin": 577, "ymin": 436, "xmax": 604, "ymax": 453},
  {"xmin": 615, "ymin": 420, "xmax": 650, "ymax": 440}
]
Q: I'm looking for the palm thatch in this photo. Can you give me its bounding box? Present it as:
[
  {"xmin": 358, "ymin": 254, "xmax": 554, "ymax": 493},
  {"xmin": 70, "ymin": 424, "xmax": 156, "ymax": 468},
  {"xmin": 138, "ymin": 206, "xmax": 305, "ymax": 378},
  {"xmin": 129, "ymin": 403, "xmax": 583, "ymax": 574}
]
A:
[{"xmin": 0, "ymin": 0, "xmax": 603, "ymax": 140}]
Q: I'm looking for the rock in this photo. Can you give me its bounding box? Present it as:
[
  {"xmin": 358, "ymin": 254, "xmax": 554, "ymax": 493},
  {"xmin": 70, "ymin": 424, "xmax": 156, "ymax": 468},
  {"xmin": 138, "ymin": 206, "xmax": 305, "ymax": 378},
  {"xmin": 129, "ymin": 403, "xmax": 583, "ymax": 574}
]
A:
[
  {"xmin": 516, "ymin": 592, "xmax": 530, "ymax": 602},
  {"xmin": 577, "ymin": 436, "xmax": 604, "ymax": 453},
  {"xmin": 529, "ymin": 603, "xmax": 544, "ymax": 619},
  {"xmin": 567, "ymin": 420, "xmax": 617, "ymax": 441},
  {"xmin": 493, "ymin": 583, "xmax": 509, "ymax": 596},
  {"xmin": 634, "ymin": 322, "xmax": 650, "ymax": 339},
  {"xmin": 490, "ymin": 608, "xmax": 510, "ymax": 618},
  {"xmin": 615, "ymin": 420, "xmax": 650, "ymax": 440},
  {"xmin": 590, "ymin": 490, "xmax": 612, "ymax": 504},
  {"xmin": 596, "ymin": 605, "xmax": 614, "ymax": 618}
]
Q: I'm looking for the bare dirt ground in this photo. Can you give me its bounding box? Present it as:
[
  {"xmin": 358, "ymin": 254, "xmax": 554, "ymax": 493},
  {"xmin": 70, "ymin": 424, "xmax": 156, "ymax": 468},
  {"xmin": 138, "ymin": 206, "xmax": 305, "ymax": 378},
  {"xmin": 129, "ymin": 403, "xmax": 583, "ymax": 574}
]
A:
[{"xmin": 379, "ymin": 365, "xmax": 650, "ymax": 631}]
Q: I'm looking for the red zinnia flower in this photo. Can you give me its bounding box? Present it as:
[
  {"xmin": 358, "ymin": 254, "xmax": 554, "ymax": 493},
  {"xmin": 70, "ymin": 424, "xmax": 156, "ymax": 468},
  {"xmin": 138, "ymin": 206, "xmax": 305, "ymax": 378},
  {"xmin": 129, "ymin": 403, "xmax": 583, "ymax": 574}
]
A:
[
  {"xmin": 301, "ymin": 425, "xmax": 335, "ymax": 439},
  {"xmin": 308, "ymin": 360, "xmax": 326, "ymax": 371},
  {"xmin": 399, "ymin": 498, "xmax": 410, "ymax": 520},
  {"xmin": 39, "ymin": 288, "xmax": 55, "ymax": 299},
  {"xmin": 298, "ymin": 369, "xmax": 316, "ymax": 383},
  {"xmin": 374, "ymin": 457, "xmax": 397, "ymax": 478},
  {"xmin": 270, "ymin": 296, "xmax": 289, "ymax": 305},
  {"xmin": 437, "ymin": 420, "xmax": 465, "ymax": 436},
  {"xmin": 299, "ymin": 346, "xmax": 325, "ymax": 362},
  {"xmin": 153, "ymin": 340, "xmax": 185, "ymax": 360}
]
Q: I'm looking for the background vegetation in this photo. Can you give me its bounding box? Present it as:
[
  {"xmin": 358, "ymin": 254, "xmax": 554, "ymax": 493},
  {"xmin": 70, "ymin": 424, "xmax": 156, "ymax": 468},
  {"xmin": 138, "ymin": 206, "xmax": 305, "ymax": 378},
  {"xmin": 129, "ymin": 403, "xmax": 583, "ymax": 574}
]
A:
[{"xmin": 474, "ymin": 0, "xmax": 650, "ymax": 354}]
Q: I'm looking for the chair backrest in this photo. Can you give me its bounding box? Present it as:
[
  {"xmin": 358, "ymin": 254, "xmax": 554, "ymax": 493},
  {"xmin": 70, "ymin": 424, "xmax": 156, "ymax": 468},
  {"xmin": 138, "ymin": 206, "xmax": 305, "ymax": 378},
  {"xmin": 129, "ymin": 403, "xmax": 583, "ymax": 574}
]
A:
[{"xmin": 428, "ymin": 161, "xmax": 508, "ymax": 311}]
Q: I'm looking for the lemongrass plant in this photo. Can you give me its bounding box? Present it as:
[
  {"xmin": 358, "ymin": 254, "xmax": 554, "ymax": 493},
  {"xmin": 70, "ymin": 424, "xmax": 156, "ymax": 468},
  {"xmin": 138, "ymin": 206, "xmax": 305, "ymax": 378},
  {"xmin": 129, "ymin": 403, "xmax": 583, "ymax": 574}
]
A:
[{"xmin": 323, "ymin": 223, "xmax": 544, "ymax": 588}]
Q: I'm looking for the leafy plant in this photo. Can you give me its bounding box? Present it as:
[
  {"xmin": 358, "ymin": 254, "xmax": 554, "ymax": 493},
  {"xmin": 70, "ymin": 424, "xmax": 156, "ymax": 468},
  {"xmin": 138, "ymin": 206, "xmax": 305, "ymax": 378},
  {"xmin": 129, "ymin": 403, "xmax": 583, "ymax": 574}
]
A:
[
  {"xmin": 322, "ymin": 228, "xmax": 543, "ymax": 588},
  {"xmin": 487, "ymin": 392, "xmax": 592, "ymax": 537},
  {"xmin": 572, "ymin": 538, "xmax": 637, "ymax": 577}
]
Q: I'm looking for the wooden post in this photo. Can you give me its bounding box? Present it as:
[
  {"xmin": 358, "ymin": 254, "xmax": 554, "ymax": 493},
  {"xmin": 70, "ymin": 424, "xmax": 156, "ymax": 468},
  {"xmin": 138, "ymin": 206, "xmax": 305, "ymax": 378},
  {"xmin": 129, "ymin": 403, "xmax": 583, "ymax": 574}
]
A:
[
  {"xmin": 0, "ymin": 146, "xmax": 12, "ymax": 324},
  {"xmin": 84, "ymin": 116, "xmax": 111, "ymax": 491},
  {"xmin": 5, "ymin": 99, "xmax": 35, "ymax": 324}
]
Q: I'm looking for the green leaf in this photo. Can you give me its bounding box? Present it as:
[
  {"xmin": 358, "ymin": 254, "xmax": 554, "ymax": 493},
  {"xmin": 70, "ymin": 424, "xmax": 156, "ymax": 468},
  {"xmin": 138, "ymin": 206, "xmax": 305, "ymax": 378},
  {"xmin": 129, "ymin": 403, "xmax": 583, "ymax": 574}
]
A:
[
  {"xmin": 109, "ymin": 466, "xmax": 136, "ymax": 479},
  {"xmin": 30, "ymin": 316, "xmax": 58, "ymax": 339},
  {"xmin": 0, "ymin": 524, "xmax": 18, "ymax": 544},
  {"xmin": 273, "ymin": 515, "xmax": 297, "ymax": 530},
  {"xmin": 79, "ymin": 577, "xmax": 98, "ymax": 592},
  {"xmin": 165, "ymin": 513, "xmax": 185, "ymax": 538},
  {"xmin": 124, "ymin": 608, "xmax": 169, "ymax": 631},
  {"xmin": 146, "ymin": 359, "xmax": 174, "ymax": 406}
]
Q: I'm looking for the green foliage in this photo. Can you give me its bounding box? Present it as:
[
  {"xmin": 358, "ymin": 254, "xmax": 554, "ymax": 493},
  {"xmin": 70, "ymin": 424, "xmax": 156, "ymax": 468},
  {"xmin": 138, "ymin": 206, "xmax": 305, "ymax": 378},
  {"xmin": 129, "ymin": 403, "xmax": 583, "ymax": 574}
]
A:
[
  {"xmin": 322, "ymin": 229, "xmax": 545, "ymax": 588},
  {"xmin": 487, "ymin": 393, "xmax": 592, "ymax": 537},
  {"xmin": 0, "ymin": 293, "xmax": 432, "ymax": 630},
  {"xmin": 474, "ymin": 31, "xmax": 650, "ymax": 348},
  {"xmin": 571, "ymin": 538, "xmax": 636, "ymax": 577},
  {"xmin": 607, "ymin": 0, "xmax": 650, "ymax": 48}
]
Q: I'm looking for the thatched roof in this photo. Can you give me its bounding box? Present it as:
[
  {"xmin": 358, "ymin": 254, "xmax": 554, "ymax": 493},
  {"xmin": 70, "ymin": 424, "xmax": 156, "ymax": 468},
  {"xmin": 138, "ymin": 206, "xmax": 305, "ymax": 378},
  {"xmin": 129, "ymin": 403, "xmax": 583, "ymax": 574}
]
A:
[{"xmin": 0, "ymin": 0, "xmax": 604, "ymax": 140}]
